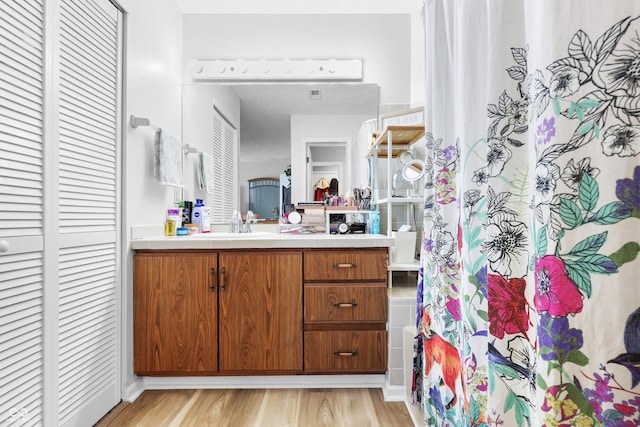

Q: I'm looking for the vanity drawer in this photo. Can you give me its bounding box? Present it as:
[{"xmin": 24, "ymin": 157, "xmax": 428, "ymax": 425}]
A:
[
  {"xmin": 304, "ymin": 284, "xmax": 387, "ymax": 322},
  {"xmin": 304, "ymin": 330, "xmax": 387, "ymax": 372},
  {"xmin": 304, "ymin": 249, "xmax": 387, "ymax": 282}
]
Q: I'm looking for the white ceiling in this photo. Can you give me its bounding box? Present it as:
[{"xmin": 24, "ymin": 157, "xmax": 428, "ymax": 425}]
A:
[
  {"xmin": 229, "ymin": 83, "xmax": 379, "ymax": 149},
  {"xmin": 174, "ymin": 0, "xmax": 421, "ymax": 15}
]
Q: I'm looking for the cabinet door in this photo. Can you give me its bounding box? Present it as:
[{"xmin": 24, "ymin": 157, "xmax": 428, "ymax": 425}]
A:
[
  {"xmin": 219, "ymin": 250, "xmax": 303, "ymax": 372},
  {"xmin": 134, "ymin": 253, "xmax": 218, "ymax": 375}
]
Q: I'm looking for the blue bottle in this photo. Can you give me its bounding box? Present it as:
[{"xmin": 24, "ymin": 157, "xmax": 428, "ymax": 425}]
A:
[{"xmin": 370, "ymin": 210, "xmax": 380, "ymax": 235}]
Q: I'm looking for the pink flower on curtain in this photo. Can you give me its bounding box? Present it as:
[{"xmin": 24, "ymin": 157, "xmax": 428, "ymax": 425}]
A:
[
  {"xmin": 534, "ymin": 256, "xmax": 583, "ymax": 317},
  {"xmin": 488, "ymin": 274, "xmax": 530, "ymax": 339},
  {"xmin": 445, "ymin": 296, "xmax": 461, "ymax": 321}
]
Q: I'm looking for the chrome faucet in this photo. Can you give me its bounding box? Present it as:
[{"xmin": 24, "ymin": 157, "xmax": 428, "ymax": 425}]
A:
[
  {"xmin": 243, "ymin": 210, "xmax": 256, "ymax": 233},
  {"xmin": 229, "ymin": 210, "xmax": 242, "ymax": 233},
  {"xmin": 229, "ymin": 210, "xmax": 256, "ymax": 233}
]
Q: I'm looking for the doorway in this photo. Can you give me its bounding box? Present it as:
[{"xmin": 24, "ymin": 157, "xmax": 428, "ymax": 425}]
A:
[{"xmin": 305, "ymin": 139, "xmax": 352, "ymax": 201}]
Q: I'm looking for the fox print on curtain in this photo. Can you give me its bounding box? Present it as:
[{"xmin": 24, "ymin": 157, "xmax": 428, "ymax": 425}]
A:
[{"xmin": 414, "ymin": 1, "xmax": 640, "ymax": 426}]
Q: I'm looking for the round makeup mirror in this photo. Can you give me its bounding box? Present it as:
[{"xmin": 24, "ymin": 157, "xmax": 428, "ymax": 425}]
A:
[
  {"xmin": 397, "ymin": 150, "xmax": 414, "ymax": 167},
  {"xmin": 402, "ymin": 159, "xmax": 426, "ymax": 197}
]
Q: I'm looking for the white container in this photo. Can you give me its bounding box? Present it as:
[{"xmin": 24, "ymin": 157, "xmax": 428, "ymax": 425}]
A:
[{"xmin": 392, "ymin": 231, "xmax": 417, "ymax": 264}]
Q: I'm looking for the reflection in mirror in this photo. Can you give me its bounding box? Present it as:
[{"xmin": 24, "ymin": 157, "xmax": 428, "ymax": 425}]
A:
[
  {"xmin": 401, "ymin": 159, "xmax": 426, "ymax": 197},
  {"xmin": 182, "ymin": 83, "xmax": 378, "ymax": 216}
]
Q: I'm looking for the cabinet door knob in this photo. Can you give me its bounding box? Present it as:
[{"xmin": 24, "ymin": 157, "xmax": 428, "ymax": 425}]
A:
[
  {"xmin": 333, "ymin": 302, "xmax": 358, "ymax": 308},
  {"xmin": 220, "ymin": 266, "xmax": 227, "ymax": 291},
  {"xmin": 333, "ymin": 351, "xmax": 358, "ymax": 357},
  {"xmin": 209, "ymin": 267, "xmax": 216, "ymax": 291},
  {"xmin": 333, "ymin": 263, "xmax": 356, "ymax": 268}
]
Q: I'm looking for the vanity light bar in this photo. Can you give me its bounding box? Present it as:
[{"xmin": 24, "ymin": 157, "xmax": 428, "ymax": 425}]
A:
[{"xmin": 190, "ymin": 59, "xmax": 363, "ymax": 81}]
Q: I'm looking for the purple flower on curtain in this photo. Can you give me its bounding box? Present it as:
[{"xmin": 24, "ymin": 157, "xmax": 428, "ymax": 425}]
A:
[
  {"xmin": 534, "ymin": 256, "xmax": 583, "ymax": 317},
  {"xmin": 548, "ymin": 67, "xmax": 581, "ymax": 98},
  {"xmin": 428, "ymin": 385, "xmax": 446, "ymax": 414},
  {"xmin": 532, "ymin": 163, "xmax": 561, "ymax": 206},
  {"xmin": 488, "ymin": 274, "xmax": 530, "ymax": 339},
  {"xmin": 486, "ymin": 139, "xmax": 513, "ymax": 177},
  {"xmin": 560, "ymin": 157, "xmax": 600, "ymax": 191},
  {"xmin": 537, "ymin": 313, "xmax": 583, "ymax": 362},
  {"xmin": 616, "ymin": 165, "xmax": 640, "ymax": 212},
  {"xmin": 481, "ymin": 220, "xmax": 529, "ymax": 278},
  {"xmin": 583, "ymin": 372, "xmax": 615, "ymax": 419},
  {"xmin": 443, "ymin": 145, "xmax": 457, "ymax": 162},
  {"xmin": 476, "ymin": 266, "xmax": 488, "ymax": 299},
  {"xmin": 536, "ymin": 117, "xmax": 556, "ymax": 145},
  {"xmin": 593, "ymin": 16, "xmax": 640, "ymax": 125},
  {"xmin": 602, "ymin": 124, "xmax": 640, "ymax": 157}
]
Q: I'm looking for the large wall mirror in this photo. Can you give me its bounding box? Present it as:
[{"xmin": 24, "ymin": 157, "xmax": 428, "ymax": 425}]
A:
[{"xmin": 182, "ymin": 83, "xmax": 379, "ymax": 217}]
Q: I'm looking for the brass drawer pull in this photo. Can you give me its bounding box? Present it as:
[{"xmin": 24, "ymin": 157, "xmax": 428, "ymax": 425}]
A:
[
  {"xmin": 333, "ymin": 302, "xmax": 358, "ymax": 308},
  {"xmin": 333, "ymin": 263, "xmax": 356, "ymax": 268},
  {"xmin": 333, "ymin": 351, "xmax": 358, "ymax": 357}
]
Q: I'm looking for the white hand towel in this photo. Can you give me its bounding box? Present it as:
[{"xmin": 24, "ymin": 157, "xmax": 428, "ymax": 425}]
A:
[
  {"xmin": 198, "ymin": 152, "xmax": 215, "ymax": 195},
  {"xmin": 153, "ymin": 129, "xmax": 183, "ymax": 187}
]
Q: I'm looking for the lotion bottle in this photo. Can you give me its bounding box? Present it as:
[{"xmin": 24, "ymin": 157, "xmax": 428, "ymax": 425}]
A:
[{"xmin": 191, "ymin": 199, "xmax": 211, "ymax": 233}]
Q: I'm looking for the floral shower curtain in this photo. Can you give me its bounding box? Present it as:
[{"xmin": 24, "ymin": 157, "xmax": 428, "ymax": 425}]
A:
[{"xmin": 413, "ymin": 1, "xmax": 640, "ymax": 426}]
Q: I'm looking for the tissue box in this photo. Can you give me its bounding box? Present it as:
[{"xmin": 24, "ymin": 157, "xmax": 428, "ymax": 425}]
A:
[{"xmin": 392, "ymin": 231, "xmax": 417, "ymax": 264}]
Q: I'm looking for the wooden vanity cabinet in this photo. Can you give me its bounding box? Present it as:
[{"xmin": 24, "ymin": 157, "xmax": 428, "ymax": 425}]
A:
[
  {"xmin": 218, "ymin": 250, "xmax": 303, "ymax": 372},
  {"xmin": 134, "ymin": 252, "xmax": 218, "ymax": 375},
  {"xmin": 303, "ymin": 248, "xmax": 388, "ymax": 373}
]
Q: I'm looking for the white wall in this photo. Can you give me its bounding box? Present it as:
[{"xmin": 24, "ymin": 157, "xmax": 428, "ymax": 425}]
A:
[
  {"xmin": 181, "ymin": 14, "xmax": 412, "ymax": 105},
  {"xmin": 118, "ymin": 0, "xmax": 183, "ymax": 396}
]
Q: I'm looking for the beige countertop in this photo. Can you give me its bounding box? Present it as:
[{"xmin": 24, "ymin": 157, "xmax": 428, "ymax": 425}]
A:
[{"xmin": 130, "ymin": 231, "xmax": 394, "ymax": 250}]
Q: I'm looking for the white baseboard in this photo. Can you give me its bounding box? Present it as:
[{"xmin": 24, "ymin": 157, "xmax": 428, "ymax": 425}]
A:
[
  {"xmin": 405, "ymin": 399, "xmax": 422, "ymax": 427},
  {"xmin": 381, "ymin": 383, "xmax": 405, "ymax": 401},
  {"xmin": 140, "ymin": 374, "xmax": 385, "ymax": 391},
  {"xmin": 123, "ymin": 378, "xmax": 145, "ymax": 402}
]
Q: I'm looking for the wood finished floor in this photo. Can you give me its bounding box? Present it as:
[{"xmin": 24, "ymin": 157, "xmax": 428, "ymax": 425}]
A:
[{"xmin": 95, "ymin": 388, "xmax": 414, "ymax": 427}]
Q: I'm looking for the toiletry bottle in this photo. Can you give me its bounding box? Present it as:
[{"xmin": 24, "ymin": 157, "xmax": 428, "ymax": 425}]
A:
[
  {"xmin": 370, "ymin": 209, "xmax": 381, "ymax": 235},
  {"xmin": 191, "ymin": 199, "xmax": 203, "ymax": 232},
  {"xmin": 191, "ymin": 199, "xmax": 211, "ymax": 233},
  {"xmin": 180, "ymin": 200, "xmax": 193, "ymax": 227},
  {"xmin": 200, "ymin": 202, "xmax": 211, "ymax": 233},
  {"xmin": 165, "ymin": 208, "xmax": 181, "ymax": 236}
]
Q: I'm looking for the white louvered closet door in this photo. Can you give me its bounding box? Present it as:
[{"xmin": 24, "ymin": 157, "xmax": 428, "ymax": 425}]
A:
[
  {"xmin": 0, "ymin": 1, "xmax": 46, "ymax": 426},
  {"xmin": 57, "ymin": 0, "xmax": 121, "ymax": 425},
  {"xmin": 0, "ymin": 0, "xmax": 121, "ymax": 425}
]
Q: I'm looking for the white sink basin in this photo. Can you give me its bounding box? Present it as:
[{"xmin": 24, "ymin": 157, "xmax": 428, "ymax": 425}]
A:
[{"xmin": 190, "ymin": 231, "xmax": 274, "ymax": 239}]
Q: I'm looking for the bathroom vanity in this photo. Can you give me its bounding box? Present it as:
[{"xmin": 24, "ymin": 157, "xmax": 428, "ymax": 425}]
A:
[{"xmin": 131, "ymin": 233, "xmax": 393, "ymax": 377}]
